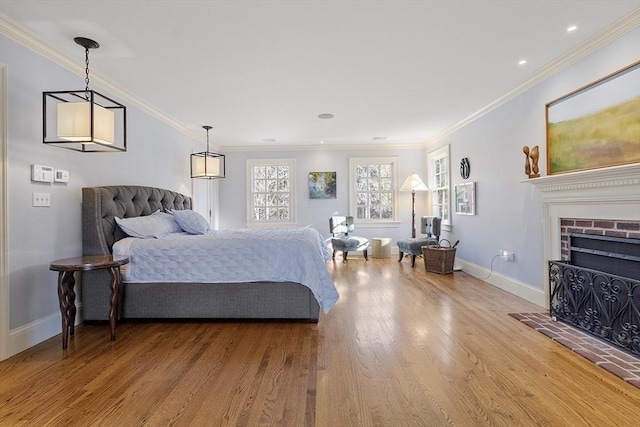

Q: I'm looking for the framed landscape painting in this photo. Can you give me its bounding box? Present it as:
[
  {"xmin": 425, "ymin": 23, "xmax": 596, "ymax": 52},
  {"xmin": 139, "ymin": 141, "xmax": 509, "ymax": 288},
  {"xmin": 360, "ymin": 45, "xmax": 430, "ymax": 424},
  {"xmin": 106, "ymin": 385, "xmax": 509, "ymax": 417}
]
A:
[
  {"xmin": 546, "ymin": 61, "xmax": 640, "ymax": 175},
  {"xmin": 308, "ymin": 172, "xmax": 336, "ymax": 199}
]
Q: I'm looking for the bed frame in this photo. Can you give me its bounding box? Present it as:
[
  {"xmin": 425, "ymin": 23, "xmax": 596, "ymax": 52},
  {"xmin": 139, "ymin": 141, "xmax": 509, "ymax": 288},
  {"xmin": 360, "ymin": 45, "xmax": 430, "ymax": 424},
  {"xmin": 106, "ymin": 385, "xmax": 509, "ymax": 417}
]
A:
[{"xmin": 81, "ymin": 185, "xmax": 320, "ymax": 322}]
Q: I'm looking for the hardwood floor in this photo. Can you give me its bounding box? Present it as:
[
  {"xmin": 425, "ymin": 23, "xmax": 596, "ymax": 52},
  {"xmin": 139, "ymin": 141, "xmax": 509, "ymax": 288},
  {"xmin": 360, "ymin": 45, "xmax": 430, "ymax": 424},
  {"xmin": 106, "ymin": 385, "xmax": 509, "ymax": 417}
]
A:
[{"xmin": 1, "ymin": 258, "xmax": 639, "ymax": 426}]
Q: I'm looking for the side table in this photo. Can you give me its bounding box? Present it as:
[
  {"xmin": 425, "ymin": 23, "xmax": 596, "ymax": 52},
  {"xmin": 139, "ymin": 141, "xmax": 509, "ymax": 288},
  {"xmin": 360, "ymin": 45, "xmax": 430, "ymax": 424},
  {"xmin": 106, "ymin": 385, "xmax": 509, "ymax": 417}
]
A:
[
  {"xmin": 371, "ymin": 237, "xmax": 392, "ymax": 258},
  {"xmin": 49, "ymin": 255, "xmax": 129, "ymax": 349}
]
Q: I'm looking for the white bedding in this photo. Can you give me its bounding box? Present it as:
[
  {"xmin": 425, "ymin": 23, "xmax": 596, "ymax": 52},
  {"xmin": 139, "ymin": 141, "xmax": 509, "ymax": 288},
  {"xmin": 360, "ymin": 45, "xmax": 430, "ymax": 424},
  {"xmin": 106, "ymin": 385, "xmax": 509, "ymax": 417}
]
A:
[{"xmin": 113, "ymin": 226, "xmax": 339, "ymax": 312}]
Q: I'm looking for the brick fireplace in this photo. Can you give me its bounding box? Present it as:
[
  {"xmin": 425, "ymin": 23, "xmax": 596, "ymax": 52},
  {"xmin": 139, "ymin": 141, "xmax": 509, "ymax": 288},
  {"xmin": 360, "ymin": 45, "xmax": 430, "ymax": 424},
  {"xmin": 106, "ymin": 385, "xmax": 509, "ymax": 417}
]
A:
[
  {"xmin": 528, "ymin": 162, "xmax": 640, "ymax": 306},
  {"xmin": 529, "ymin": 163, "xmax": 640, "ymax": 357}
]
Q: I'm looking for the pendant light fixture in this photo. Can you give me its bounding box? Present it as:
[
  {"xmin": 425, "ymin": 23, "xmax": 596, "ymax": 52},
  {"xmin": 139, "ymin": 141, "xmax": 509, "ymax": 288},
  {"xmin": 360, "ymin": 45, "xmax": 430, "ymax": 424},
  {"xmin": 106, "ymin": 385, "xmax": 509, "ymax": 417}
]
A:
[
  {"xmin": 191, "ymin": 125, "xmax": 226, "ymax": 179},
  {"xmin": 43, "ymin": 36, "xmax": 127, "ymax": 152}
]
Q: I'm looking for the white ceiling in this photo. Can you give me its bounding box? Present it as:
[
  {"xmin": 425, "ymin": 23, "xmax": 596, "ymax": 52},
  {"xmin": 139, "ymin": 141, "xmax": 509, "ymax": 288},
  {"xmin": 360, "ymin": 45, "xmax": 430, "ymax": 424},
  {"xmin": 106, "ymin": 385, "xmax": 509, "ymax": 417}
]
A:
[{"xmin": 1, "ymin": 1, "xmax": 638, "ymax": 148}]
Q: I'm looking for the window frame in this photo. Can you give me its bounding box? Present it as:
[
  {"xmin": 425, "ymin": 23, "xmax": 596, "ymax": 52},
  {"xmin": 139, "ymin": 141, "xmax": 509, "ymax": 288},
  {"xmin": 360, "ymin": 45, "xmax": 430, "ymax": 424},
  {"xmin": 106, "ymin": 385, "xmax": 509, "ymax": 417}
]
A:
[
  {"xmin": 246, "ymin": 158, "xmax": 296, "ymax": 228},
  {"xmin": 348, "ymin": 156, "xmax": 400, "ymax": 227},
  {"xmin": 427, "ymin": 145, "xmax": 451, "ymax": 231}
]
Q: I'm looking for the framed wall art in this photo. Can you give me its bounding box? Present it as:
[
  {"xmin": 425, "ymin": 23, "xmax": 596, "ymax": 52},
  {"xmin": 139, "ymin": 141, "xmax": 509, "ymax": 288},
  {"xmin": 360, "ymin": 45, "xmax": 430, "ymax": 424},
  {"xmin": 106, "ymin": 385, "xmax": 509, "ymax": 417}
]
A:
[
  {"xmin": 546, "ymin": 60, "xmax": 640, "ymax": 175},
  {"xmin": 308, "ymin": 171, "xmax": 336, "ymax": 199},
  {"xmin": 454, "ymin": 182, "xmax": 475, "ymax": 215}
]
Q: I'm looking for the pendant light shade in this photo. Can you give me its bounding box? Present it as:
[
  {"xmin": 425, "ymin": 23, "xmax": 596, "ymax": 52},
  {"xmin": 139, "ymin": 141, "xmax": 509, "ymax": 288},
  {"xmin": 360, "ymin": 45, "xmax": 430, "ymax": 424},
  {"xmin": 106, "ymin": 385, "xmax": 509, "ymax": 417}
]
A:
[
  {"xmin": 57, "ymin": 101, "xmax": 115, "ymax": 144},
  {"xmin": 43, "ymin": 37, "xmax": 127, "ymax": 152},
  {"xmin": 191, "ymin": 126, "xmax": 226, "ymax": 179}
]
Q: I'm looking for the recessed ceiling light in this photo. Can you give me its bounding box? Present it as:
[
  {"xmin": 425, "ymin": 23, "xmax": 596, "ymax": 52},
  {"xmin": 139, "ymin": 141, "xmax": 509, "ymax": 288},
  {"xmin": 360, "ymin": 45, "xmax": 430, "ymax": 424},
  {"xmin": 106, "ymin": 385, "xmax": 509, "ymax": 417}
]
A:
[
  {"xmin": 318, "ymin": 113, "xmax": 334, "ymax": 119},
  {"xmin": 518, "ymin": 59, "xmax": 527, "ymax": 66},
  {"xmin": 320, "ymin": 140, "xmax": 325, "ymax": 144},
  {"xmin": 567, "ymin": 25, "xmax": 578, "ymax": 32}
]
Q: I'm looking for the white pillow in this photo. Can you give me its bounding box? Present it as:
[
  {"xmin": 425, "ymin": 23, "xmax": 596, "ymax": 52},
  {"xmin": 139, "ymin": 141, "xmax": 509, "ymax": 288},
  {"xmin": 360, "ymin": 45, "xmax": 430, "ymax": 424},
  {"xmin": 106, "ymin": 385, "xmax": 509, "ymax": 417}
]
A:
[
  {"xmin": 115, "ymin": 210, "xmax": 181, "ymax": 239},
  {"xmin": 170, "ymin": 209, "xmax": 210, "ymax": 235}
]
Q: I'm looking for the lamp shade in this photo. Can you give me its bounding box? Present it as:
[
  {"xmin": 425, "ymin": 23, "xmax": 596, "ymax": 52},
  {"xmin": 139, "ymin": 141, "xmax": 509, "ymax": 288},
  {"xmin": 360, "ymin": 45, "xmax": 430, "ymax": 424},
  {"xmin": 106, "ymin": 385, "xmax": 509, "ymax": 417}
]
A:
[
  {"xmin": 57, "ymin": 101, "xmax": 115, "ymax": 144},
  {"xmin": 191, "ymin": 152, "xmax": 225, "ymax": 179},
  {"xmin": 400, "ymin": 173, "xmax": 428, "ymax": 192}
]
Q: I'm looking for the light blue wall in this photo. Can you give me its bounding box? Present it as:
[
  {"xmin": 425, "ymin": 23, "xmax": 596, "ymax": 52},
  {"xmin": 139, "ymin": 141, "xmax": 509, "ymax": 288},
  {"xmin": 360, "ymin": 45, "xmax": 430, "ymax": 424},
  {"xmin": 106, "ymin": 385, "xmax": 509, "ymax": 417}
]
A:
[
  {"xmin": 1, "ymin": 36, "xmax": 201, "ymax": 337},
  {"xmin": 435, "ymin": 28, "xmax": 640, "ymax": 291},
  {"xmin": 219, "ymin": 147, "xmax": 428, "ymax": 243}
]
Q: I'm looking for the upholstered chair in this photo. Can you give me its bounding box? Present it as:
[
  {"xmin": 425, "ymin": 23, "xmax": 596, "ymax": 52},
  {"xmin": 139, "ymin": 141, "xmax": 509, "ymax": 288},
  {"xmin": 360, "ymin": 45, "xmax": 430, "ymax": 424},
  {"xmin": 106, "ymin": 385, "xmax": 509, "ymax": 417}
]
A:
[
  {"xmin": 329, "ymin": 215, "xmax": 369, "ymax": 262},
  {"xmin": 396, "ymin": 216, "xmax": 441, "ymax": 267}
]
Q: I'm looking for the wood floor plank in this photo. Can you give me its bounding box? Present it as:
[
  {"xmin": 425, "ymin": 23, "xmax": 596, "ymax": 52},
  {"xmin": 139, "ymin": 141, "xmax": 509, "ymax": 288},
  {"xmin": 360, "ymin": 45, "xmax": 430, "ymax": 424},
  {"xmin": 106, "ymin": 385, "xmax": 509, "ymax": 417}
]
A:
[{"xmin": 1, "ymin": 258, "xmax": 639, "ymax": 426}]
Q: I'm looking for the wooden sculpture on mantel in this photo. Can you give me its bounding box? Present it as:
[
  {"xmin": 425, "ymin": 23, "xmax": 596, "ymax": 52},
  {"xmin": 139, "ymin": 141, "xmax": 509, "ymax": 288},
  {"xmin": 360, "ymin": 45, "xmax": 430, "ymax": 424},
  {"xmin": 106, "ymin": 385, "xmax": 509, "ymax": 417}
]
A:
[{"xmin": 522, "ymin": 145, "xmax": 540, "ymax": 178}]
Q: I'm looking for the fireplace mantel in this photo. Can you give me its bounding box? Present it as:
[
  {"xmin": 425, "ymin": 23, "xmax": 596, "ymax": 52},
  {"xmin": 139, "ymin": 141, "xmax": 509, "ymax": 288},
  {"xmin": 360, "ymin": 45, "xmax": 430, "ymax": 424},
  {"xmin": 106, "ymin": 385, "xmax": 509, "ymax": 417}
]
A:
[
  {"xmin": 524, "ymin": 163, "xmax": 640, "ymax": 196},
  {"xmin": 524, "ymin": 162, "xmax": 640, "ymax": 308}
]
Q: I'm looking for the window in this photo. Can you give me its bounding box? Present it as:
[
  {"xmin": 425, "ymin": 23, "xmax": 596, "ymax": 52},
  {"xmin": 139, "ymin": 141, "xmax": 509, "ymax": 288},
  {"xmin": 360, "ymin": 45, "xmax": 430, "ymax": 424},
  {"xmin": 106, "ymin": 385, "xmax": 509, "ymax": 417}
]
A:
[
  {"xmin": 246, "ymin": 159, "xmax": 296, "ymax": 226},
  {"xmin": 349, "ymin": 157, "xmax": 399, "ymax": 224},
  {"xmin": 427, "ymin": 145, "xmax": 450, "ymax": 230}
]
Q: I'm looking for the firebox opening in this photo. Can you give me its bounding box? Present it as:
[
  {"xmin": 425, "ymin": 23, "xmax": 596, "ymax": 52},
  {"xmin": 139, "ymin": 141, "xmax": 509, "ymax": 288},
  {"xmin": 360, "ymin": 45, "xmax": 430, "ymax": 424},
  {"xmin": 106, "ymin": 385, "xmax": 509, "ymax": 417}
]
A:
[{"xmin": 570, "ymin": 233, "xmax": 640, "ymax": 280}]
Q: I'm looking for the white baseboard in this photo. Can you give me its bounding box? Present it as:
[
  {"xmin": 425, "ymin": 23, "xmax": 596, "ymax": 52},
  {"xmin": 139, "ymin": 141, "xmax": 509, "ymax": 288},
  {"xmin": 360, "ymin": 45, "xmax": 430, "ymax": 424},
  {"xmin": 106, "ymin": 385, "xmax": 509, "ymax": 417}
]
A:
[
  {"xmin": 9, "ymin": 311, "xmax": 60, "ymax": 357},
  {"xmin": 8, "ymin": 305, "xmax": 82, "ymax": 358},
  {"xmin": 456, "ymin": 259, "xmax": 546, "ymax": 308}
]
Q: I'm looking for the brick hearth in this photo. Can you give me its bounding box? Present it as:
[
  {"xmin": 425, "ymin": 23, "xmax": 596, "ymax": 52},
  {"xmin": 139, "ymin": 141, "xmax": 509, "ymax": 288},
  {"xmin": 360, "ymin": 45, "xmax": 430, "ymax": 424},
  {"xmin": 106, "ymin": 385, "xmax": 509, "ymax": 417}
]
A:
[{"xmin": 510, "ymin": 312, "xmax": 640, "ymax": 389}]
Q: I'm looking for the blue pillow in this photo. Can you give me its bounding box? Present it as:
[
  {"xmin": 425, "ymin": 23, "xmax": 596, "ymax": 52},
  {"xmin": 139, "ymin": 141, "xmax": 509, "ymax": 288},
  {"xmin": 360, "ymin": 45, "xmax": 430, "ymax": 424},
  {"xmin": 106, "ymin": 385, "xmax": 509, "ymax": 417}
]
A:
[
  {"xmin": 170, "ymin": 209, "xmax": 210, "ymax": 235},
  {"xmin": 115, "ymin": 210, "xmax": 181, "ymax": 239}
]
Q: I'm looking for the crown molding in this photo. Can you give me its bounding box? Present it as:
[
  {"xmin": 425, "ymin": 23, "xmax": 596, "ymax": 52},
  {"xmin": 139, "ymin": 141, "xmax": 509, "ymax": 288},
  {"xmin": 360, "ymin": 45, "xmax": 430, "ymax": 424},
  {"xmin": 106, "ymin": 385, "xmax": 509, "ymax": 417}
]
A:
[
  {"xmin": 0, "ymin": 13, "xmax": 203, "ymax": 143},
  {"xmin": 220, "ymin": 141, "xmax": 426, "ymax": 152},
  {"xmin": 425, "ymin": 8, "xmax": 640, "ymax": 147}
]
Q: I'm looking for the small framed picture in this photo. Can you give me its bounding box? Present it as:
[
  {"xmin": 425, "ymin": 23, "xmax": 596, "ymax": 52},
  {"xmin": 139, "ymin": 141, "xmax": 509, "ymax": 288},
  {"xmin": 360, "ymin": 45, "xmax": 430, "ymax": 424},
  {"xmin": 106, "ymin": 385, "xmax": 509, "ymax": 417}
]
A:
[
  {"xmin": 454, "ymin": 182, "xmax": 475, "ymax": 215},
  {"xmin": 308, "ymin": 172, "xmax": 336, "ymax": 199}
]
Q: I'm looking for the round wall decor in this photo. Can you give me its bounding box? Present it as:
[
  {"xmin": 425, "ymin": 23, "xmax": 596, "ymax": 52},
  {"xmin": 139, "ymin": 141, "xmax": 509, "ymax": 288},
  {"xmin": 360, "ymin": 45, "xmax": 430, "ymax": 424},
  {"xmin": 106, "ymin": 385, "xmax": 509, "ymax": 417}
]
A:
[{"xmin": 460, "ymin": 157, "xmax": 470, "ymax": 179}]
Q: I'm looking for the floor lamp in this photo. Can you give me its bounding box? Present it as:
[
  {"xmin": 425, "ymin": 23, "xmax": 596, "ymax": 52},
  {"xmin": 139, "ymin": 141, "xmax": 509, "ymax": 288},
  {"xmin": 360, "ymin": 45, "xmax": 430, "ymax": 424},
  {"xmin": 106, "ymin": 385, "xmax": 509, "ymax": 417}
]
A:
[{"xmin": 400, "ymin": 173, "xmax": 428, "ymax": 238}]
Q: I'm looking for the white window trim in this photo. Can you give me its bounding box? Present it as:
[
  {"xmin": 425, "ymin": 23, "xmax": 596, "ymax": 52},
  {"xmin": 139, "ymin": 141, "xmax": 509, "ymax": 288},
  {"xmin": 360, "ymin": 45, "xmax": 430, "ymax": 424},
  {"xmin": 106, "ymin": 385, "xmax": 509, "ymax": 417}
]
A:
[
  {"xmin": 246, "ymin": 158, "xmax": 297, "ymax": 228},
  {"xmin": 427, "ymin": 145, "xmax": 451, "ymax": 232},
  {"xmin": 349, "ymin": 156, "xmax": 400, "ymax": 227}
]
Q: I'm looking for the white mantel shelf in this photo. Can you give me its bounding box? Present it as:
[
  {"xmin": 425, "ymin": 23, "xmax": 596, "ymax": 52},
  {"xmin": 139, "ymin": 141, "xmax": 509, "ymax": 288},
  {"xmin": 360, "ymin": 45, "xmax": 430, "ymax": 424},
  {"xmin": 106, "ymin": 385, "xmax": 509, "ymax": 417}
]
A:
[{"xmin": 521, "ymin": 163, "xmax": 640, "ymax": 193}]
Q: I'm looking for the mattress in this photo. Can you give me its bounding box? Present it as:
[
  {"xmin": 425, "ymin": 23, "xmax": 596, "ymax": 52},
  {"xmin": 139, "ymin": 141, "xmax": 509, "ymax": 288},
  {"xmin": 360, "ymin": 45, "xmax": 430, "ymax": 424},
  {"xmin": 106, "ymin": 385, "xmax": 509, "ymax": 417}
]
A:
[{"xmin": 113, "ymin": 226, "xmax": 339, "ymax": 312}]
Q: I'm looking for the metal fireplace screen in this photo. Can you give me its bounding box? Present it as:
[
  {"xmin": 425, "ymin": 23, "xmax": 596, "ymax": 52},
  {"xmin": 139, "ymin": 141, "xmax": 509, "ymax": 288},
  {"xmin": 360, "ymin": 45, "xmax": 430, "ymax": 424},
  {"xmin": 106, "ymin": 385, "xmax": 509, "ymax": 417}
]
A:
[{"xmin": 549, "ymin": 234, "xmax": 640, "ymax": 356}]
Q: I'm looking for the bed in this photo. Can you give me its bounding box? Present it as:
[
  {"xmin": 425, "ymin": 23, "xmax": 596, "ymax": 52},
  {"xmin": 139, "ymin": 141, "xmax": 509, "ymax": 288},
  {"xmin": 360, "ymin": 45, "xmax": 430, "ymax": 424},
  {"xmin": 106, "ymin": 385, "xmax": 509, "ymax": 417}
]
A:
[{"xmin": 81, "ymin": 185, "xmax": 337, "ymax": 322}]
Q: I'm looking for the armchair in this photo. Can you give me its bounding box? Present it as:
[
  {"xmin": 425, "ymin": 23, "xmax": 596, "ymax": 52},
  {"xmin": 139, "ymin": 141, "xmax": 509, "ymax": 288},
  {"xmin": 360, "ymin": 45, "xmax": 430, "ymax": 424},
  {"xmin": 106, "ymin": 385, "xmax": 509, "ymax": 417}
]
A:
[
  {"xmin": 396, "ymin": 216, "xmax": 441, "ymax": 267},
  {"xmin": 329, "ymin": 215, "xmax": 369, "ymax": 262}
]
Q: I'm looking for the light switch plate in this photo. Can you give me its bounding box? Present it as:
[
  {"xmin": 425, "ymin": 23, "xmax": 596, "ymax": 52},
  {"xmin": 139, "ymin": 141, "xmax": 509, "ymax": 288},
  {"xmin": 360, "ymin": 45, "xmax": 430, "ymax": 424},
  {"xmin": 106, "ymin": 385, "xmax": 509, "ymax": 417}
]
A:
[{"xmin": 33, "ymin": 192, "xmax": 50, "ymax": 207}]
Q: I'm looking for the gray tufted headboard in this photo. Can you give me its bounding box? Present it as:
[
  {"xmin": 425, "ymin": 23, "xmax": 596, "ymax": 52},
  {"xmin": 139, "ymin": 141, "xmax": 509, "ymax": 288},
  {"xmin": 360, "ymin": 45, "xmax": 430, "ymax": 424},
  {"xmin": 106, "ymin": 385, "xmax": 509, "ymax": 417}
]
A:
[{"xmin": 82, "ymin": 186, "xmax": 192, "ymax": 255}]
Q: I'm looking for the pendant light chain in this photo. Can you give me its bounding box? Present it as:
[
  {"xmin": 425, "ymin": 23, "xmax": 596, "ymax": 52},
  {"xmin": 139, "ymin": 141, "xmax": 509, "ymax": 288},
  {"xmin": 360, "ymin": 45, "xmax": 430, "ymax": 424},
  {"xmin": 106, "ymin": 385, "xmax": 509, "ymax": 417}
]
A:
[
  {"xmin": 84, "ymin": 46, "xmax": 91, "ymax": 100},
  {"xmin": 203, "ymin": 125, "xmax": 213, "ymax": 152}
]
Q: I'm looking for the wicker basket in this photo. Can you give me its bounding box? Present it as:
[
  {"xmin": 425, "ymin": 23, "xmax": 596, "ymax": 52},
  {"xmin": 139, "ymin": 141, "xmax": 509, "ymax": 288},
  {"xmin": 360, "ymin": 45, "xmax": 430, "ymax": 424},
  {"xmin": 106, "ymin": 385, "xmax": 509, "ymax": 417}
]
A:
[{"xmin": 422, "ymin": 239, "xmax": 456, "ymax": 274}]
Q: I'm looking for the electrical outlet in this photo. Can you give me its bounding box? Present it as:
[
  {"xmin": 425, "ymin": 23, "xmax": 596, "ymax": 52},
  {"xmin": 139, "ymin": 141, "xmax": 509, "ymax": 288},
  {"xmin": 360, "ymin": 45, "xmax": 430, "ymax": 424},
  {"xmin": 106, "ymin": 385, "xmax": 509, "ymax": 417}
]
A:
[{"xmin": 498, "ymin": 249, "xmax": 515, "ymax": 261}]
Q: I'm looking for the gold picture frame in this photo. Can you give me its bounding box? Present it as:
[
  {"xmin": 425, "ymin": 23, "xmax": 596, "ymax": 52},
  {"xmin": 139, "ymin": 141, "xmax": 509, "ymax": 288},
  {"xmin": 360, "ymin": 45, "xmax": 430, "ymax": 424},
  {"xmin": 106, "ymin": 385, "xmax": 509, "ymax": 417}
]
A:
[{"xmin": 546, "ymin": 61, "xmax": 640, "ymax": 175}]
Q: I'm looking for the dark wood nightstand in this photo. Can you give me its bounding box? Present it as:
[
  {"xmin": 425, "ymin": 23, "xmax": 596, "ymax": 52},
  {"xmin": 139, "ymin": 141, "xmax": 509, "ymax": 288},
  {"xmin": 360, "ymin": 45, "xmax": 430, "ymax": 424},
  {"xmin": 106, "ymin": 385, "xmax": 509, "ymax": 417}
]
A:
[{"xmin": 50, "ymin": 255, "xmax": 129, "ymax": 349}]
